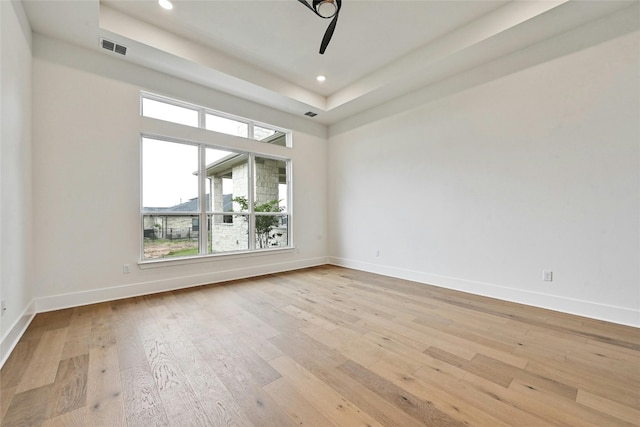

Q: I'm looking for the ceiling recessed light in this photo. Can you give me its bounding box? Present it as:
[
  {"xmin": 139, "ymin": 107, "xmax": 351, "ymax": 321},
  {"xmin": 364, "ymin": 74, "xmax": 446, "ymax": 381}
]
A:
[
  {"xmin": 159, "ymin": 0, "xmax": 173, "ymax": 10},
  {"xmin": 316, "ymin": 75, "xmax": 327, "ymax": 83}
]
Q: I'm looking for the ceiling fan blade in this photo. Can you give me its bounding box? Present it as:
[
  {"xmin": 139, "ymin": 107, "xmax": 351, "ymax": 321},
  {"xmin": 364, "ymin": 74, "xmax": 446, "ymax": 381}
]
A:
[
  {"xmin": 319, "ymin": 13, "xmax": 338, "ymax": 54},
  {"xmin": 297, "ymin": 0, "xmax": 316, "ymax": 14}
]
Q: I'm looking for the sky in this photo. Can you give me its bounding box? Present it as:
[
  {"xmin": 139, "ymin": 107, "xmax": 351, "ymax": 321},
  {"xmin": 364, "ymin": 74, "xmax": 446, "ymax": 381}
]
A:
[{"xmin": 142, "ymin": 137, "xmax": 233, "ymax": 207}]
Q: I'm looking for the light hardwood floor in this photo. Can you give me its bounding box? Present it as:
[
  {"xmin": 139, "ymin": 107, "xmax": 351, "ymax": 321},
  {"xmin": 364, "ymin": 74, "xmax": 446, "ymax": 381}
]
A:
[{"xmin": 1, "ymin": 265, "xmax": 639, "ymax": 426}]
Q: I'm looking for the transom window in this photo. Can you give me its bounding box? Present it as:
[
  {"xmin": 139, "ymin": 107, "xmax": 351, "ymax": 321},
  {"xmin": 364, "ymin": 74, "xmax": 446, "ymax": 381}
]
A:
[{"xmin": 141, "ymin": 92, "xmax": 290, "ymax": 147}]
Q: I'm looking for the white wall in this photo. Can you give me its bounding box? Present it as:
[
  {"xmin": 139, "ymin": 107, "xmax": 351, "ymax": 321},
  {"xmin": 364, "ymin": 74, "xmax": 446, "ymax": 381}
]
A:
[
  {"xmin": 31, "ymin": 36, "xmax": 327, "ymax": 311},
  {"xmin": 328, "ymin": 26, "xmax": 640, "ymax": 326},
  {"xmin": 0, "ymin": 1, "xmax": 34, "ymax": 365}
]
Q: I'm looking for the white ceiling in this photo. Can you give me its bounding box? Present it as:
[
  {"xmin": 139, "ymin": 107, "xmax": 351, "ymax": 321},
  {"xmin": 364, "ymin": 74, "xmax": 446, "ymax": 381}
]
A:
[
  {"xmin": 21, "ymin": 0, "xmax": 636, "ymax": 125},
  {"xmin": 102, "ymin": 0, "xmax": 509, "ymax": 95}
]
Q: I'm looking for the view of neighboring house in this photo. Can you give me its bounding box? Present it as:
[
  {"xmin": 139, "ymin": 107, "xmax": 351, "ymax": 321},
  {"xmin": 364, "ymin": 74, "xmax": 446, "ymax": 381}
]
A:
[
  {"xmin": 143, "ymin": 153, "xmax": 288, "ymax": 258},
  {"xmin": 143, "ymin": 194, "xmax": 214, "ymax": 240}
]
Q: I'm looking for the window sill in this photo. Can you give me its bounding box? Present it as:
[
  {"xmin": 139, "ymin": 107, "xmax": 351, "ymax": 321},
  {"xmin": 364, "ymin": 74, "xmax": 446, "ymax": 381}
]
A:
[{"xmin": 138, "ymin": 246, "xmax": 295, "ymax": 269}]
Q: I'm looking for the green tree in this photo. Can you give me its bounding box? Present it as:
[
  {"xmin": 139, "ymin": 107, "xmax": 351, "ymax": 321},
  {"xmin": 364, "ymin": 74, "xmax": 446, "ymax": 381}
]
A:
[{"xmin": 233, "ymin": 197, "xmax": 284, "ymax": 248}]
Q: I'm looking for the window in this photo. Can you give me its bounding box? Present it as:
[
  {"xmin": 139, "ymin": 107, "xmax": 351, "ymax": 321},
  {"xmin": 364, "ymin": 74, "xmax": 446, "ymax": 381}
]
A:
[
  {"xmin": 205, "ymin": 113, "xmax": 248, "ymax": 138},
  {"xmin": 141, "ymin": 137, "xmax": 290, "ymax": 261},
  {"xmin": 254, "ymin": 125, "xmax": 287, "ymax": 147},
  {"xmin": 141, "ymin": 92, "xmax": 292, "ymax": 147},
  {"xmin": 140, "ymin": 92, "xmax": 292, "ymax": 261},
  {"xmin": 141, "ymin": 97, "xmax": 199, "ymax": 127}
]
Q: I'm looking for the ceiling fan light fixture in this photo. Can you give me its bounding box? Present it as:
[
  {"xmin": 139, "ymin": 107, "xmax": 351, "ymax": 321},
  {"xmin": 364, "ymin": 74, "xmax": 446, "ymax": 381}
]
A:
[
  {"xmin": 298, "ymin": 0, "xmax": 342, "ymax": 54},
  {"xmin": 315, "ymin": 0, "xmax": 337, "ymax": 18}
]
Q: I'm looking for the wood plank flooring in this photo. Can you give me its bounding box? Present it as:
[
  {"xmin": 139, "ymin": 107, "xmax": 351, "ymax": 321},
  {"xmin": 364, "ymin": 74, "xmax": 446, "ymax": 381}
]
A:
[{"xmin": 1, "ymin": 265, "xmax": 639, "ymax": 426}]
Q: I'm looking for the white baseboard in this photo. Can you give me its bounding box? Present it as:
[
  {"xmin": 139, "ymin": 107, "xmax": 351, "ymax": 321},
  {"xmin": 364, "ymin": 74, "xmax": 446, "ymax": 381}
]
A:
[
  {"xmin": 1, "ymin": 257, "xmax": 326, "ymax": 369},
  {"xmin": 34, "ymin": 257, "xmax": 328, "ymax": 313},
  {"xmin": 328, "ymin": 257, "xmax": 640, "ymax": 328},
  {"xmin": 0, "ymin": 300, "xmax": 36, "ymax": 368}
]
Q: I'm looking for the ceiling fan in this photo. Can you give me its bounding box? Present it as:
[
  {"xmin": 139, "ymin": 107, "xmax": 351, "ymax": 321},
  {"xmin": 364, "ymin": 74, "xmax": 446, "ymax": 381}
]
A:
[{"xmin": 297, "ymin": 0, "xmax": 342, "ymax": 54}]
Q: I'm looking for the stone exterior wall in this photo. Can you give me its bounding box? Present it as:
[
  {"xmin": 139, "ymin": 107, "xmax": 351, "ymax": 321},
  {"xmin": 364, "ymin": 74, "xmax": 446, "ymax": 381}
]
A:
[
  {"xmin": 210, "ymin": 217, "xmax": 249, "ymax": 252},
  {"xmin": 211, "ymin": 162, "xmax": 249, "ymax": 252},
  {"xmin": 255, "ymin": 158, "xmax": 279, "ymax": 204},
  {"xmin": 211, "ymin": 158, "xmax": 286, "ymax": 252}
]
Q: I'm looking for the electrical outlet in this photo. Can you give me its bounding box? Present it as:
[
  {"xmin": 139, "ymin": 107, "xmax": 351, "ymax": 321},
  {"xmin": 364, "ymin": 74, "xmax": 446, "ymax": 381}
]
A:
[
  {"xmin": 123, "ymin": 264, "xmax": 131, "ymax": 274},
  {"xmin": 543, "ymin": 270, "xmax": 553, "ymax": 282},
  {"xmin": 376, "ymin": 250, "xmax": 380, "ymax": 257},
  {"xmin": 1, "ymin": 299, "xmax": 6, "ymax": 316}
]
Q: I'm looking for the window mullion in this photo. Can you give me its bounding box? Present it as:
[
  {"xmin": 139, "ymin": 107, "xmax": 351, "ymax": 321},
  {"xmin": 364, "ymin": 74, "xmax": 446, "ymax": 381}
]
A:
[
  {"xmin": 288, "ymin": 160, "xmax": 293, "ymax": 248},
  {"xmin": 197, "ymin": 109, "xmax": 207, "ymax": 255},
  {"xmin": 198, "ymin": 108, "xmax": 205, "ymax": 129},
  {"xmin": 198, "ymin": 144, "xmax": 207, "ymax": 255},
  {"xmin": 248, "ymin": 153, "xmax": 255, "ymax": 251},
  {"xmin": 248, "ymin": 122, "xmax": 255, "ymax": 140}
]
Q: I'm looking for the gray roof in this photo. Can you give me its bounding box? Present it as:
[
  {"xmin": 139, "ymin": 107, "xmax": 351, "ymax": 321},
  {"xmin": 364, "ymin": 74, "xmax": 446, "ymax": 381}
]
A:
[{"xmin": 143, "ymin": 194, "xmax": 232, "ymax": 213}]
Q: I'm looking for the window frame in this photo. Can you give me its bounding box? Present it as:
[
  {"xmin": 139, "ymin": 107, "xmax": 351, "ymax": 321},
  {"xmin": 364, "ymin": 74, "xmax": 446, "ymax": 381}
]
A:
[{"xmin": 140, "ymin": 133, "xmax": 292, "ymax": 264}]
